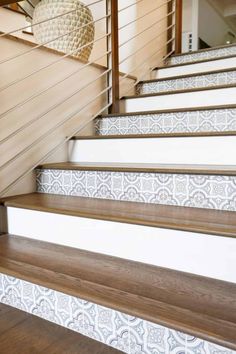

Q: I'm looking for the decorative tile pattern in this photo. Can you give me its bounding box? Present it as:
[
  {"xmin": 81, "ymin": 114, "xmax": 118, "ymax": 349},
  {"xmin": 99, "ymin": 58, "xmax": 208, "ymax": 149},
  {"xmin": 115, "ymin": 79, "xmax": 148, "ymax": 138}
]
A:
[
  {"xmin": 0, "ymin": 273, "xmax": 235, "ymax": 354},
  {"xmin": 136, "ymin": 70, "xmax": 236, "ymax": 95},
  {"xmin": 36, "ymin": 169, "xmax": 236, "ymax": 211},
  {"xmin": 95, "ymin": 109, "xmax": 236, "ymax": 136},
  {"xmin": 169, "ymin": 46, "xmax": 236, "ymax": 65}
]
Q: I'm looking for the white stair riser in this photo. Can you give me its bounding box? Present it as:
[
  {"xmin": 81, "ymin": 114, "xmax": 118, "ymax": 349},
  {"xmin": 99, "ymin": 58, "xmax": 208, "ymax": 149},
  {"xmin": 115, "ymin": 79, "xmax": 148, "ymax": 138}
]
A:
[
  {"xmin": 69, "ymin": 136, "xmax": 236, "ymax": 165},
  {"xmin": 169, "ymin": 46, "xmax": 236, "ymax": 65},
  {"xmin": 121, "ymin": 87, "xmax": 236, "ymax": 112},
  {"xmin": 137, "ymin": 70, "xmax": 236, "ymax": 95},
  {"xmin": 7, "ymin": 207, "xmax": 236, "ymax": 283},
  {"xmin": 37, "ymin": 169, "xmax": 236, "ymax": 212},
  {"xmin": 157, "ymin": 57, "xmax": 236, "ymax": 78},
  {"xmin": 95, "ymin": 108, "xmax": 236, "ymax": 136}
]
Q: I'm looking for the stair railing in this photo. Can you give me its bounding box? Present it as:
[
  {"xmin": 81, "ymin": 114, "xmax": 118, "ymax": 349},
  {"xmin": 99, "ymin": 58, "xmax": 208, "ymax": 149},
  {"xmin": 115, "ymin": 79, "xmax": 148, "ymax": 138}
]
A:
[
  {"xmin": 110, "ymin": 0, "xmax": 182, "ymax": 112},
  {"xmin": 0, "ymin": 0, "xmax": 182, "ymax": 196}
]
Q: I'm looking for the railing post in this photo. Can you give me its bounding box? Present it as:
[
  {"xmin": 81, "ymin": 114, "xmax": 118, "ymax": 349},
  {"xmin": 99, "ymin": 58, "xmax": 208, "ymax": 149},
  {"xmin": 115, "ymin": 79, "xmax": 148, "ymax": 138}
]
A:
[
  {"xmin": 107, "ymin": 0, "xmax": 120, "ymax": 114},
  {"xmin": 175, "ymin": 0, "xmax": 182, "ymax": 54},
  {"xmin": 167, "ymin": 0, "xmax": 174, "ymax": 54}
]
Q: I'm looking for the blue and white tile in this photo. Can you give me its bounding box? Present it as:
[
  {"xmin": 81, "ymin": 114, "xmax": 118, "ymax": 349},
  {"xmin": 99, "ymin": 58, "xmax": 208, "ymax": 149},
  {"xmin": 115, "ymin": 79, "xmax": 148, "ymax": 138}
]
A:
[
  {"xmin": 136, "ymin": 70, "xmax": 236, "ymax": 95},
  {"xmin": 94, "ymin": 109, "xmax": 236, "ymax": 136},
  {"xmin": 169, "ymin": 46, "xmax": 236, "ymax": 65},
  {"xmin": 37, "ymin": 169, "xmax": 236, "ymax": 211},
  {"xmin": 0, "ymin": 273, "xmax": 235, "ymax": 354}
]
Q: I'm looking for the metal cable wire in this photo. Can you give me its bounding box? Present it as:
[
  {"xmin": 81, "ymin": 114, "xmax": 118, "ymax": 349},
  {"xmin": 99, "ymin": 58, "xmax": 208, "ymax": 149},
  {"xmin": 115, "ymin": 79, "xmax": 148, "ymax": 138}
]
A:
[
  {"xmin": 0, "ymin": 70, "xmax": 111, "ymax": 168},
  {"xmin": 0, "ymin": 32, "xmax": 110, "ymax": 93},
  {"xmin": 119, "ymin": 23, "xmax": 175, "ymax": 65},
  {"xmin": 0, "ymin": 101, "xmax": 111, "ymax": 197},
  {"xmin": 119, "ymin": 0, "xmax": 172, "ymax": 31},
  {"xmin": 0, "ymin": 14, "xmax": 110, "ymax": 65},
  {"xmin": 0, "ymin": 0, "xmax": 104, "ymax": 37},
  {"xmin": 118, "ymin": 0, "xmax": 144, "ymax": 13},
  {"xmin": 122, "ymin": 49, "xmax": 175, "ymax": 97},
  {"xmin": 119, "ymin": 10, "xmax": 174, "ymax": 48},
  {"xmin": 119, "ymin": 37, "xmax": 175, "ymax": 86},
  {"xmin": 0, "ymin": 50, "xmax": 110, "ymax": 122},
  {"xmin": 0, "ymin": 85, "xmax": 111, "ymax": 195},
  {"xmin": 0, "ymin": 65, "xmax": 111, "ymax": 146}
]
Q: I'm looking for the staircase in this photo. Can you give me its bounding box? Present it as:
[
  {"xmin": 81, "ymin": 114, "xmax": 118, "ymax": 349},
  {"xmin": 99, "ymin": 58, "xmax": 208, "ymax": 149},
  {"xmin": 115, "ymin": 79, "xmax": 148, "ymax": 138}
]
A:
[{"xmin": 1, "ymin": 44, "xmax": 236, "ymax": 353}]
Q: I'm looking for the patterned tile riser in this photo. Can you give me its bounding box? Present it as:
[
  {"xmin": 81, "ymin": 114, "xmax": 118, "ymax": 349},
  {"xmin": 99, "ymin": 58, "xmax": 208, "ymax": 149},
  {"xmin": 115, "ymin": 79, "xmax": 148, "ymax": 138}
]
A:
[
  {"xmin": 94, "ymin": 109, "xmax": 236, "ymax": 136},
  {"xmin": 136, "ymin": 71, "xmax": 236, "ymax": 95},
  {"xmin": 0, "ymin": 273, "xmax": 234, "ymax": 354},
  {"xmin": 168, "ymin": 46, "xmax": 236, "ymax": 65},
  {"xmin": 36, "ymin": 170, "xmax": 236, "ymax": 212}
]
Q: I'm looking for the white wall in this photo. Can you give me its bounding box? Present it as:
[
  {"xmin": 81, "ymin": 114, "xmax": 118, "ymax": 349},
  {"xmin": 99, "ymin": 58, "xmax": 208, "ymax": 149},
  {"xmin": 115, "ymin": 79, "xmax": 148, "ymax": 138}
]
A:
[
  {"xmin": 181, "ymin": 0, "xmax": 236, "ymax": 52},
  {"xmin": 198, "ymin": 0, "xmax": 236, "ymax": 47},
  {"xmin": 182, "ymin": 0, "xmax": 199, "ymax": 52}
]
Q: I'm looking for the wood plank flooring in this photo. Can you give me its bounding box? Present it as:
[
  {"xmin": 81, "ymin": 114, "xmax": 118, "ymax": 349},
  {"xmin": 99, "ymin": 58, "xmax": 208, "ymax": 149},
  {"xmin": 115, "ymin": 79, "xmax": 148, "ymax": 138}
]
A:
[{"xmin": 0, "ymin": 303, "xmax": 121, "ymax": 354}]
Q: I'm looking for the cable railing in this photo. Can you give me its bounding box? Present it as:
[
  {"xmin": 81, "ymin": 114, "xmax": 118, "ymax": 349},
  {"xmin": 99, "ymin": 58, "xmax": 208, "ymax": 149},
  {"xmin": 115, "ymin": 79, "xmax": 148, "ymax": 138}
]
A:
[
  {"xmin": 0, "ymin": 14, "xmax": 110, "ymax": 65},
  {"xmin": 0, "ymin": 0, "xmax": 182, "ymax": 196}
]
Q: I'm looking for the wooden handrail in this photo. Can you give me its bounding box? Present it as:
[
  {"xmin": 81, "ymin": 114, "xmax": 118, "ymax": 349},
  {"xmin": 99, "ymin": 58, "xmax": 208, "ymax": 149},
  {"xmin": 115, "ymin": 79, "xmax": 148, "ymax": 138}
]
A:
[
  {"xmin": 175, "ymin": 0, "xmax": 182, "ymax": 54},
  {"xmin": 0, "ymin": 0, "xmax": 17, "ymax": 5}
]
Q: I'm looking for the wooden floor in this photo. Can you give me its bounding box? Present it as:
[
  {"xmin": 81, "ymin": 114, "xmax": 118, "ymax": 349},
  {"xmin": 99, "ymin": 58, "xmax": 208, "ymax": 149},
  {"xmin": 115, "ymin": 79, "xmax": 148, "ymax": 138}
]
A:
[
  {"xmin": 0, "ymin": 303, "xmax": 121, "ymax": 354},
  {"xmin": 0, "ymin": 234, "xmax": 236, "ymax": 350}
]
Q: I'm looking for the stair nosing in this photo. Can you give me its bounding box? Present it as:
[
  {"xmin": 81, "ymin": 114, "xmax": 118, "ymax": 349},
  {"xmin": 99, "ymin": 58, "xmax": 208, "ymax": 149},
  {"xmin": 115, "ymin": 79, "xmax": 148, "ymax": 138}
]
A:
[
  {"xmin": 123, "ymin": 83, "xmax": 236, "ymax": 99},
  {"xmin": 71, "ymin": 131, "xmax": 236, "ymax": 141},
  {"xmin": 154, "ymin": 54, "xmax": 236, "ymax": 70},
  {"xmin": 138, "ymin": 67, "xmax": 236, "ymax": 85},
  {"xmin": 36, "ymin": 162, "xmax": 236, "ymax": 176},
  {"xmin": 98, "ymin": 104, "xmax": 236, "ymax": 119},
  {"xmin": 4, "ymin": 193, "xmax": 236, "ymax": 239}
]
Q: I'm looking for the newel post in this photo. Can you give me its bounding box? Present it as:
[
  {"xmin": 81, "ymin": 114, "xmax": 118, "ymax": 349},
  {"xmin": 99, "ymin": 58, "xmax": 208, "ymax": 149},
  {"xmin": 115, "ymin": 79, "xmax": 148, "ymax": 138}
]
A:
[
  {"xmin": 107, "ymin": 0, "xmax": 120, "ymax": 113},
  {"xmin": 175, "ymin": 0, "xmax": 182, "ymax": 54}
]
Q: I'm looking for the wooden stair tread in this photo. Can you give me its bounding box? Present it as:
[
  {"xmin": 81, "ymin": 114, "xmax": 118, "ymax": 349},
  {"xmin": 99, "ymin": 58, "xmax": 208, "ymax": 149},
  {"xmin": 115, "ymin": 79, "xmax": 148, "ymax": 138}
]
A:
[
  {"xmin": 99, "ymin": 104, "xmax": 236, "ymax": 119},
  {"xmin": 0, "ymin": 303, "xmax": 121, "ymax": 354},
  {"xmin": 154, "ymin": 54, "xmax": 236, "ymax": 70},
  {"xmin": 0, "ymin": 234, "xmax": 235, "ymax": 350},
  {"xmin": 3, "ymin": 193, "xmax": 236, "ymax": 238},
  {"xmin": 123, "ymin": 83, "xmax": 236, "ymax": 99},
  {"xmin": 170, "ymin": 43, "xmax": 236, "ymax": 58},
  {"xmin": 138, "ymin": 67, "xmax": 236, "ymax": 84},
  {"xmin": 71, "ymin": 131, "xmax": 236, "ymax": 140},
  {"xmin": 38, "ymin": 162, "xmax": 236, "ymax": 176}
]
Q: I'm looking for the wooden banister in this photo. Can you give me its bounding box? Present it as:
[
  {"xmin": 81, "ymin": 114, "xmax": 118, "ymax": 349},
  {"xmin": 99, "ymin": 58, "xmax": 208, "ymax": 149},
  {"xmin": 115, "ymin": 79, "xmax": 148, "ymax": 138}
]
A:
[
  {"xmin": 0, "ymin": 0, "xmax": 18, "ymax": 5},
  {"xmin": 108, "ymin": 0, "xmax": 120, "ymax": 114},
  {"xmin": 175, "ymin": 0, "xmax": 183, "ymax": 54}
]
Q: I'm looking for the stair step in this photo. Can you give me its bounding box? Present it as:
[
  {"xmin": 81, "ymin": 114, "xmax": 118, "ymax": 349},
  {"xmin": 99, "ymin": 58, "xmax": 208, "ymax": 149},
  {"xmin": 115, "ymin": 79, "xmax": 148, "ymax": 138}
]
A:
[
  {"xmin": 95, "ymin": 105, "xmax": 236, "ymax": 136},
  {"xmin": 36, "ymin": 162, "xmax": 236, "ymax": 212},
  {"xmin": 0, "ymin": 302, "xmax": 121, "ymax": 354},
  {"xmin": 168, "ymin": 43, "xmax": 236, "ymax": 65},
  {"xmin": 68, "ymin": 133, "xmax": 236, "ymax": 165},
  {"xmin": 155, "ymin": 55, "xmax": 236, "ymax": 78},
  {"xmin": 3, "ymin": 192, "xmax": 236, "ymax": 237},
  {"xmin": 3, "ymin": 193, "xmax": 236, "ymax": 282},
  {"xmin": 121, "ymin": 86, "xmax": 236, "ymax": 112},
  {"xmin": 0, "ymin": 234, "xmax": 236, "ymax": 351},
  {"xmin": 136, "ymin": 68, "xmax": 236, "ymax": 95}
]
